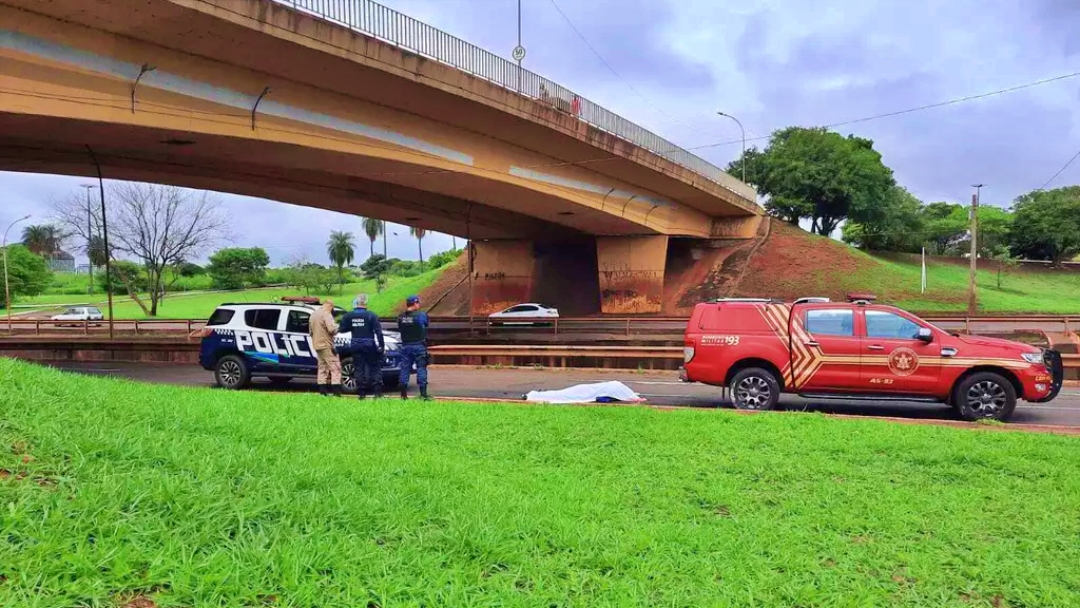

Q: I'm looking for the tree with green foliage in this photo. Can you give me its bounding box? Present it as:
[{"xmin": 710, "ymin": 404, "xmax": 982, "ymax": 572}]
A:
[
  {"xmin": 326, "ymin": 231, "xmax": 355, "ymax": 287},
  {"xmin": 727, "ymin": 126, "xmax": 896, "ymax": 236},
  {"xmin": 973, "ymin": 205, "xmax": 1013, "ymax": 257},
  {"xmin": 0, "ymin": 245, "xmax": 51, "ymax": 308},
  {"xmin": 360, "ymin": 254, "xmax": 392, "ymax": 293},
  {"xmin": 175, "ymin": 261, "xmax": 204, "ymax": 277},
  {"xmin": 96, "ymin": 259, "xmax": 147, "ymax": 296},
  {"xmin": 920, "ymin": 202, "xmax": 968, "ymax": 255},
  {"xmin": 410, "ymin": 226, "xmax": 427, "ymax": 269},
  {"xmin": 21, "ymin": 224, "xmax": 62, "ymax": 259},
  {"xmin": 206, "ymin": 247, "xmax": 270, "ymax": 290},
  {"xmin": 361, "ymin": 217, "xmax": 383, "ymax": 257},
  {"xmin": 1010, "ymin": 186, "xmax": 1080, "ymax": 265},
  {"xmin": 992, "ymin": 245, "xmax": 1018, "ymax": 289},
  {"xmin": 841, "ymin": 186, "xmax": 924, "ymax": 252}
]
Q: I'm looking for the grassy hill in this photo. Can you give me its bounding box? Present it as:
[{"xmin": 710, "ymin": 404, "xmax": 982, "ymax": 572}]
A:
[
  {"xmin": 4, "ymin": 358, "xmax": 1079, "ymax": 606},
  {"xmin": 734, "ymin": 222, "xmax": 1080, "ymax": 314},
  {"xmin": 17, "ymin": 267, "xmax": 448, "ymax": 320}
]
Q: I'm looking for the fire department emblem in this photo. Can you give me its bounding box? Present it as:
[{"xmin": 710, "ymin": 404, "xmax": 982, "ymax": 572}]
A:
[{"xmin": 887, "ymin": 347, "xmax": 919, "ymax": 377}]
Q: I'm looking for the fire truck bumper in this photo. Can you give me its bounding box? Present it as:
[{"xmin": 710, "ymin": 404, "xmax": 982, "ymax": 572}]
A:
[{"xmin": 1029, "ymin": 350, "xmax": 1064, "ymax": 403}]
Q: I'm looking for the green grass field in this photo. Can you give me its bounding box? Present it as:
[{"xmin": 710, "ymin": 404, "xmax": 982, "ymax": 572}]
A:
[
  {"xmin": 18, "ymin": 269, "xmax": 443, "ymax": 319},
  {"xmin": 743, "ymin": 226, "xmax": 1080, "ymax": 314},
  {"xmin": 851, "ymin": 254, "xmax": 1080, "ymax": 313},
  {"xmin": 3, "ymin": 359, "xmax": 1079, "ymax": 607}
]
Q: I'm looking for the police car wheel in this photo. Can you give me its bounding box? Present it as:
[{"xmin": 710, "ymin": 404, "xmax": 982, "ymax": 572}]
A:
[
  {"xmin": 730, "ymin": 367, "xmax": 780, "ymax": 411},
  {"xmin": 215, "ymin": 355, "xmax": 250, "ymax": 390},
  {"xmin": 340, "ymin": 359, "xmax": 357, "ymax": 393},
  {"xmin": 955, "ymin": 372, "xmax": 1017, "ymax": 422}
]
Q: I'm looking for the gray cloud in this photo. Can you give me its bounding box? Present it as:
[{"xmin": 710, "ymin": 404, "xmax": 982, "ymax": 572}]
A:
[{"xmin": 5, "ymin": 0, "xmax": 1080, "ymax": 257}]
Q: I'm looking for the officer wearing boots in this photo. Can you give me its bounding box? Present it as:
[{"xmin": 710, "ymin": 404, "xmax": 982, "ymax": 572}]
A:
[
  {"xmin": 337, "ymin": 293, "xmax": 385, "ymax": 399},
  {"xmin": 397, "ymin": 294, "xmax": 430, "ymax": 400},
  {"xmin": 309, "ymin": 299, "xmax": 342, "ymax": 396}
]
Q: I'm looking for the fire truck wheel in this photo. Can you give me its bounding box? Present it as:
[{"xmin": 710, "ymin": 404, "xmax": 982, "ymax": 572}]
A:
[
  {"xmin": 730, "ymin": 367, "xmax": 781, "ymax": 411},
  {"xmin": 954, "ymin": 372, "xmax": 1017, "ymax": 422}
]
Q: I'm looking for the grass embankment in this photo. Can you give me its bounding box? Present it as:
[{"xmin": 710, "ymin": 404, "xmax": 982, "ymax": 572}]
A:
[
  {"xmin": 19, "ymin": 269, "xmax": 443, "ymax": 320},
  {"xmin": 3, "ymin": 359, "xmax": 1079, "ymax": 607},
  {"xmin": 737, "ymin": 224, "xmax": 1080, "ymax": 314}
]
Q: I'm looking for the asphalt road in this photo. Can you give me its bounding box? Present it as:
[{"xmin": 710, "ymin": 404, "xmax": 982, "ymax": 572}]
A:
[{"xmin": 41, "ymin": 361, "xmax": 1080, "ymax": 428}]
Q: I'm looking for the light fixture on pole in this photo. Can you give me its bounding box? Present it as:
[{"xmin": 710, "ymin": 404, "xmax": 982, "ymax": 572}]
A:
[
  {"xmin": 716, "ymin": 111, "xmax": 747, "ymax": 184},
  {"xmin": 968, "ymin": 184, "xmax": 983, "ymax": 316},
  {"xmin": 3, "ymin": 214, "xmax": 32, "ymax": 335},
  {"xmin": 80, "ymin": 184, "xmax": 98, "ymax": 294}
]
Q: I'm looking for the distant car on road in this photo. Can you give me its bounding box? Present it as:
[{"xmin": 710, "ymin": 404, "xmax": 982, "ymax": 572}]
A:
[
  {"xmin": 488, "ymin": 303, "xmax": 560, "ymax": 326},
  {"xmin": 196, "ymin": 302, "xmax": 401, "ymax": 392},
  {"xmin": 51, "ymin": 306, "xmax": 104, "ymax": 326}
]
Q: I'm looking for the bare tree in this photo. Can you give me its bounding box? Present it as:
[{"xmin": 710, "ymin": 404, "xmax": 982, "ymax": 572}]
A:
[{"xmin": 53, "ymin": 182, "xmax": 228, "ymax": 316}]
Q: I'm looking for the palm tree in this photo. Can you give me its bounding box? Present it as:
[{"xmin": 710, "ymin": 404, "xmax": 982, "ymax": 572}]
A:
[
  {"xmin": 326, "ymin": 231, "xmax": 356, "ymax": 288},
  {"xmin": 22, "ymin": 224, "xmax": 60, "ymax": 258},
  {"xmin": 361, "ymin": 217, "xmax": 383, "ymax": 257},
  {"xmin": 382, "ymin": 220, "xmax": 388, "ymax": 257},
  {"xmin": 87, "ymin": 235, "xmax": 108, "ymax": 268},
  {"xmin": 410, "ymin": 226, "xmax": 427, "ymax": 270}
]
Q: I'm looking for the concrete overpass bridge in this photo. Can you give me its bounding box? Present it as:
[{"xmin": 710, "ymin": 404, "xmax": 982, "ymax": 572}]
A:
[{"xmin": 0, "ymin": 0, "xmax": 761, "ymax": 314}]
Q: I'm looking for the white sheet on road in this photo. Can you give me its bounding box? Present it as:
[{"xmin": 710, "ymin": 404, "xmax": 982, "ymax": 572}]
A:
[{"xmin": 524, "ymin": 380, "xmax": 646, "ymax": 404}]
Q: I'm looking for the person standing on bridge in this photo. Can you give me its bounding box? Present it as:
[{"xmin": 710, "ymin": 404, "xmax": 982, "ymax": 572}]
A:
[
  {"xmin": 396, "ymin": 294, "xmax": 430, "ymax": 400},
  {"xmin": 338, "ymin": 293, "xmax": 385, "ymax": 399},
  {"xmin": 309, "ymin": 299, "xmax": 342, "ymax": 397}
]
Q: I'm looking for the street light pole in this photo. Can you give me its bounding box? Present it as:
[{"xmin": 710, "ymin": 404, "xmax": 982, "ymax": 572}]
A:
[
  {"xmin": 716, "ymin": 111, "xmax": 747, "ymax": 183},
  {"xmin": 80, "ymin": 184, "xmax": 97, "ymax": 294},
  {"xmin": 3, "ymin": 214, "xmax": 32, "ymax": 335},
  {"xmin": 968, "ymin": 184, "xmax": 983, "ymax": 316}
]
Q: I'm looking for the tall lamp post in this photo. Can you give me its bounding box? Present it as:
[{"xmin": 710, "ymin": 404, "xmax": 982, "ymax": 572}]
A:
[
  {"xmin": 80, "ymin": 184, "xmax": 98, "ymax": 294},
  {"xmin": 968, "ymin": 184, "xmax": 983, "ymax": 315},
  {"xmin": 716, "ymin": 111, "xmax": 747, "ymax": 183},
  {"xmin": 4, "ymin": 214, "xmax": 32, "ymax": 335}
]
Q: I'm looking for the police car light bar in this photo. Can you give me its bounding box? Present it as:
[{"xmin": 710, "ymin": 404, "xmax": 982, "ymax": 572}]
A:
[{"xmin": 846, "ymin": 292, "xmax": 877, "ymax": 304}]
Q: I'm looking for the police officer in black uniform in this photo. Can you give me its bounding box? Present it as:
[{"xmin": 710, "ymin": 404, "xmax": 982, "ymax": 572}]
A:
[
  {"xmin": 337, "ymin": 293, "xmax": 385, "ymax": 399},
  {"xmin": 396, "ymin": 294, "xmax": 430, "ymax": 400}
]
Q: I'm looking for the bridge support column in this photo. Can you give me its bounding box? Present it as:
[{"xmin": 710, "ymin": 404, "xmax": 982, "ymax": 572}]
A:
[
  {"xmin": 469, "ymin": 240, "xmax": 535, "ymax": 316},
  {"xmin": 596, "ymin": 236, "xmax": 669, "ymax": 314}
]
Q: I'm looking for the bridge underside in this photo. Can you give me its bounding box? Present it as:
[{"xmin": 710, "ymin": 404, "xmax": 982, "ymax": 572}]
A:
[{"xmin": 0, "ymin": 0, "xmax": 765, "ymax": 314}]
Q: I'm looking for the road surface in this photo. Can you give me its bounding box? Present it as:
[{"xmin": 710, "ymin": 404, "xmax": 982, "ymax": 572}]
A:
[{"xmin": 40, "ymin": 361, "xmax": 1080, "ymax": 428}]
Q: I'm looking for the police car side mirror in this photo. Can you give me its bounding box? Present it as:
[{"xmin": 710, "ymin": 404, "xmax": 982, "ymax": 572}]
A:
[{"xmin": 916, "ymin": 327, "xmax": 933, "ymax": 343}]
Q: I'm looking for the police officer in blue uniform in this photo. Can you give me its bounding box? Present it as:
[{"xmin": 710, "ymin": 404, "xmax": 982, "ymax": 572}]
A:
[
  {"xmin": 337, "ymin": 293, "xmax": 385, "ymax": 399},
  {"xmin": 397, "ymin": 294, "xmax": 430, "ymax": 400}
]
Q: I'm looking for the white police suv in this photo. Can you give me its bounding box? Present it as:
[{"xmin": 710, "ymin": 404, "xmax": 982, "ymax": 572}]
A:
[{"xmin": 196, "ymin": 302, "xmax": 401, "ymax": 392}]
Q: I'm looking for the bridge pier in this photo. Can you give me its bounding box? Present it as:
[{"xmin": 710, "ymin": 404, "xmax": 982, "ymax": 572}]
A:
[
  {"xmin": 596, "ymin": 236, "xmax": 669, "ymax": 315},
  {"xmin": 469, "ymin": 240, "xmax": 535, "ymax": 315}
]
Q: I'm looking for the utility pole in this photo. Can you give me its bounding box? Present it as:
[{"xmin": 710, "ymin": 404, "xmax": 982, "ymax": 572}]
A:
[
  {"xmin": 968, "ymin": 184, "xmax": 983, "ymax": 315},
  {"xmin": 80, "ymin": 184, "xmax": 97, "ymax": 294}
]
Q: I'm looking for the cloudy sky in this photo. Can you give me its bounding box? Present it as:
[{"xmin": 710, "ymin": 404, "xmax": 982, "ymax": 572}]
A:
[{"xmin": 3, "ymin": 0, "xmax": 1078, "ymax": 264}]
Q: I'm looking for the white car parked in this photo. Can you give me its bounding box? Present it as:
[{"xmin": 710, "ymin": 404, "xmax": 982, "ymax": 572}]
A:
[
  {"xmin": 51, "ymin": 306, "xmax": 104, "ymax": 326},
  {"xmin": 488, "ymin": 303, "xmax": 560, "ymax": 326}
]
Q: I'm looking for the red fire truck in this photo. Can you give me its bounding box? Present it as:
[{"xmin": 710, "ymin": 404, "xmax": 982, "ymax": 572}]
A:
[{"xmin": 680, "ymin": 295, "xmax": 1063, "ymax": 421}]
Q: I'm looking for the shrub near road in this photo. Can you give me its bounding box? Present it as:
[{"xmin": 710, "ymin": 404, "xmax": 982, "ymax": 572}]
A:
[{"xmin": 3, "ymin": 359, "xmax": 1079, "ymax": 607}]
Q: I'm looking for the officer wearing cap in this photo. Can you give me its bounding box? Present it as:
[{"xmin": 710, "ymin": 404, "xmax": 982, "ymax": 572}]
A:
[
  {"xmin": 396, "ymin": 294, "xmax": 430, "ymax": 400},
  {"xmin": 337, "ymin": 293, "xmax": 385, "ymax": 399}
]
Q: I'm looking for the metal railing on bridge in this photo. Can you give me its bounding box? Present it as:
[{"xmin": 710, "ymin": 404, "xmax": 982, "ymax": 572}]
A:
[{"xmin": 271, "ymin": 0, "xmax": 749, "ymax": 198}]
